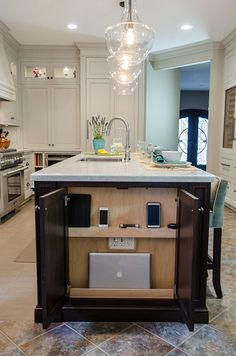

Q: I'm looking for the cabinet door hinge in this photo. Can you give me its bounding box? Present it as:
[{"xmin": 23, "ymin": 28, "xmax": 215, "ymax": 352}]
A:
[
  {"xmin": 66, "ymin": 283, "xmax": 71, "ymax": 296},
  {"xmin": 64, "ymin": 195, "xmax": 70, "ymax": 207}
]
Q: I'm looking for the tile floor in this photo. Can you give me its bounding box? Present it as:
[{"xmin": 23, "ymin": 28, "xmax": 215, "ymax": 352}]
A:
[{"xmin": 0, "ymin": 200, "xmax": 235, "ymax": 355}]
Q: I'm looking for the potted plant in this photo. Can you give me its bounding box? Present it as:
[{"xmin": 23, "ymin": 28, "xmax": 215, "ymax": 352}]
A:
[{"xmin": 89, "ymin": 115, "xmax": 108, "ymax": 153}]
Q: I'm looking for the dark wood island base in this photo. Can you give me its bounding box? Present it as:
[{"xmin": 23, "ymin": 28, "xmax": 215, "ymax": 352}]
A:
[{"xmin": 34, "ymin": 179, "xmax": 211, "ymax": 331}]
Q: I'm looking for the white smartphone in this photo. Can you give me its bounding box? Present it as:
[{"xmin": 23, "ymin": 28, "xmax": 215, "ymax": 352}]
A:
[
  {"xmin": 146, "ymin": 202, "xmax": 161, "ymax": 228},
  {"xmin": 98, "ymin": 207, "xmax": 109, "ymax": 227}
]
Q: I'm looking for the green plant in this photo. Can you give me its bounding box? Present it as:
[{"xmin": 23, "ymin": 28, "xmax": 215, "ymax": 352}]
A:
[{"xmin": 89, "ymin": 115, "xmax": 108, "ymax": 139}]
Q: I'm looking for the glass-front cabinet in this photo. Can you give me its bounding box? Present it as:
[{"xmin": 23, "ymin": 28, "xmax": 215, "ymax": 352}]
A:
[
  {"xmin": 24, "ymin": 64, "xmax": 48, "ymax": 79},
  {"xmin": 223, "ymin": 86, "xmax": 236, "ymax": 149},
  {"xmin": 21, "ymin": 62, "xmax": 78, "ymax": 82},
  {"xmin": 53, "ymin": 65, "xmax": 77, "ymax": 79}
]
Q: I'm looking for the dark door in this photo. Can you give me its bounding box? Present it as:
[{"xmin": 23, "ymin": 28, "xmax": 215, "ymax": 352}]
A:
[
  {"xmin": 176, "ymin": 189, "xmax": 199, "ymax": 331},
  {"xmin": 39, "ymin": 188, "xmax": 68, "ymax": 328},
  {"xmin": 178, "ymin": 109, "xmax": 208, "ymax": 170}
]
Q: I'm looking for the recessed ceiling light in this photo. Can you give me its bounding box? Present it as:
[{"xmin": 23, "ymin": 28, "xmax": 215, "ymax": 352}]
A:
[
  {"xmin": 181, "ymin": 24, "xmax": 193, "ymax": 31},
  {"xmin": 66, "ymin": 23, "xmax": 77, "ymax": 30}
]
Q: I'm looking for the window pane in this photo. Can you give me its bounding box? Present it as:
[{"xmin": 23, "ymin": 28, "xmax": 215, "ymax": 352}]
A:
[
  {"xmin": 24, "ymin": 65, "xmax": 47, "ymax": 78},
  {"xmin": 54, "ymin": 66, "xmax": 77, "ymax": 79},
  {"xmin": 197, "ymin": 117, "xmax": 208, "ymax": 165},
  {"xmin": 178, "ymin": 117, "xmax": 188, "ymax": 161}
]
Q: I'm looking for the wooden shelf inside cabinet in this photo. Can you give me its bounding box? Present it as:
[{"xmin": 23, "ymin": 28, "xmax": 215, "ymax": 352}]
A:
[
  {"xmin": 69, "ymin": 226, "xmax": 176, "ymax": 239},
  {"xmin": 70, "ymin": 288, "xmax": 174, "ymax": 299}
]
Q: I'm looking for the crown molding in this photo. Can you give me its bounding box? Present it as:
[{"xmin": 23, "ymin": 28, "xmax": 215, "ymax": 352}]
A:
[
  {"xmin": 76, "ymin": 42, "xmax": 108, "ymax": 57},
  {"xmin": 18, "ymin": 44, "xmax": 79, "ymax": 60},
  {"xmin": 222, "ymin": 27, "xmax": 236, "ymax": 55},
  {"xmin": 149, "ymin": 40, "xmax": 223, "ymax": 70}
]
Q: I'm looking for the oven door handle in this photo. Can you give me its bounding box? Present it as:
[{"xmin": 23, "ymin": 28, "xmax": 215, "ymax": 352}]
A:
[{"xmin": 2, "ymin": 166, "xmax": 27, "ymax": 177}]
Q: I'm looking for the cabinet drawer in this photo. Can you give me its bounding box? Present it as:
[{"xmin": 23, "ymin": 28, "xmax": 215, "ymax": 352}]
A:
[{"xmin": 220, "ymin": 156, "xmax": 233, "ymax": 175}]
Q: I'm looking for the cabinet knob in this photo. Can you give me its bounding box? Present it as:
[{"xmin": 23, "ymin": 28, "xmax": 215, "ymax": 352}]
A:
[
  {"xmin": 10, "ymin": 117, "xmax": 14, "ymax": 120},
  {"xmin": 26, "ymin": 182, "xmax": 30, "ymax": 187},
  {"xmin": 51, "ymin": 76, "xmax": 53, "ymax": 80},
  {"xmin": 47, "ymin": 76, "xmax": 50, "ymax": 79},
  {"xmin": 26, "ymin": 162, "xmax": 29, "ymax": 166},
  {"xmin": 52, "ymin": 144, "xmax": 54, "ymax": 147},
  {"xmin": 49, "ymin": 144, "xmax": 51, "ymax": 146}
]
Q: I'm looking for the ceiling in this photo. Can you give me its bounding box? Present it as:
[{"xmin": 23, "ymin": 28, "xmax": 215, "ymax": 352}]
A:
[
  {"xmin": 180, "ymin": 62, "xmax": 211, "ymax": 91},
  {"xmin": 0, "ymin": 0, "xmax": 236, "ymax": 51}
]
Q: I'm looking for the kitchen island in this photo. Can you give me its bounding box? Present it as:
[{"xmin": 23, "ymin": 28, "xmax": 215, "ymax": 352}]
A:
[{"xmin": 32, "ymin": 154, "xmax": 215, "ymax": 331}]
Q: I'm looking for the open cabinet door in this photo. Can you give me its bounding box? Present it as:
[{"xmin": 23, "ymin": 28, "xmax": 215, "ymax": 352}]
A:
[
  {"xmin": 176, "ymin": 189, "xmax": 199, "ymax": 331},
  {"xmin": 39, "ymin": 188, "xmax": 68, "ymax": 328}
]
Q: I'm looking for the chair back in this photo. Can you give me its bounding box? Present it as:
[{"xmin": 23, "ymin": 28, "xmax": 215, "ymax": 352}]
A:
[{"xmin": 211, "ymin": 178, "xmax": 228, "ymax": 228}]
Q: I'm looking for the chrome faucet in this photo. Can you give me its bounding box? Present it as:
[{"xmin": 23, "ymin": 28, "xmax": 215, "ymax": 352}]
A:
[{"xmin": 106, "ymin": 117, "xmax": 131, "ymax": 161}]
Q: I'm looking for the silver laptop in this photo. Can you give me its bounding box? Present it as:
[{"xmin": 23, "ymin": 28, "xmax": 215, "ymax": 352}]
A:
[{"xmin": 89, "ymin": 253, "xmax": 151, "ymax": 289}]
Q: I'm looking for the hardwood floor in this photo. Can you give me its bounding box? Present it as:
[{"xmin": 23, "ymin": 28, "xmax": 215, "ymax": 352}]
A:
[{"xmin": 0, "ymin": 199, "xmax": 36, "ymax": 320}]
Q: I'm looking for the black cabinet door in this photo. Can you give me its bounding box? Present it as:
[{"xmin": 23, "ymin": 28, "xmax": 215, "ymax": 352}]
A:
[
  {"xmin": 176, "ymin": 189, "xmax": 199, "ymax": 331},
  {"xmin": 39, "ymin": 188, "xmax": 68, "ymax": 328}
]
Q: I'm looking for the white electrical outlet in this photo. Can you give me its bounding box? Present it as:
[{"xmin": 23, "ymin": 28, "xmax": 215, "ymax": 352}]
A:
[{"xmin": 109, "ymin": 237, "xmax": 135, "ymax": 250}]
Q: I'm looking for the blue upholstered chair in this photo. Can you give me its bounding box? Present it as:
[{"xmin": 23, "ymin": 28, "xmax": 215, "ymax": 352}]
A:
[{"xmin": 208, "ymin": 177, "xmax": 228, "ymax": 298}]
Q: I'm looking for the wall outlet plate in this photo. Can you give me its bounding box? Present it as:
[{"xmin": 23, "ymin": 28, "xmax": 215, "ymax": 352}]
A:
[{"xmin": 108, "ymin": 237, "xmax": 135, "ymax": 250}]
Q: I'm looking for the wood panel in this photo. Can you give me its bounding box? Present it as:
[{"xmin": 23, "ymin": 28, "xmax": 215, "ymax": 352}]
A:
[
  {"xmin": 70, "ymin": 288, "xmax": 174, "ymax": 299},
  {"xmin": 69, "ymin": 226, "xmax": 176, "ymax": 239},
  {"xmin": 69, "ymin": 237, "xmax": 175, "ymax": 291},
  {"xmin": 68, "ymin": 187, "xmax": 177, "ymax": 229}
]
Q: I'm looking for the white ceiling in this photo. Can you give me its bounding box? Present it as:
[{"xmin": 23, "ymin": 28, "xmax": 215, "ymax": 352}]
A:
[{"xmin": 0, "ymin": 0, "xmax": 236, "ymax": 51}]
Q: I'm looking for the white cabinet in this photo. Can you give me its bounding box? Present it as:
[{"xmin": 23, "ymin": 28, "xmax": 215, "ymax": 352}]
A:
[
  {"xmin": 22, "ymin": 85, "xmax": 80, "ymax": 150},
  {"xmin": 86, "ymin": 78, "xmax": 137, "ymax": 151},
  {"xmin": 23, "ymin": 152, "xmax": 34, "ymax": 199},
  {"xmin": 0, "ymin": 98, "xmax": 19, "ymax": 126},
  {"xmin": 79, "ymin": 48, "xmax": 145, "ymax": 152},
  {"xmin": 219, "ymin": 151, "xmax": 236, "ymax": 209},
  {"xmin": 51, "ymin": 86, "xmax": 80, "ymax": 150},
  {"xmin": 22, "ymin": 86, "xmax": 50, "ymax": 149}
]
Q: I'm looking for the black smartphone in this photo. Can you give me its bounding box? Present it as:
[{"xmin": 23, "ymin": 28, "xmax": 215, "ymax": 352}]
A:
[{"xmin": 146, "ymin": 202, "xmax": 161, "ymax": 228}]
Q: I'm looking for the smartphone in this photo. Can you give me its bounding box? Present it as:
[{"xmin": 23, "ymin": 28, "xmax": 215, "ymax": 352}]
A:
[
  {"xmin": 98, "ymin": 207, "xmax": 109, "ymax": 227},
  {"xmin": 146, "ymin": 202, "xmax": 161, "ymax": 228}
]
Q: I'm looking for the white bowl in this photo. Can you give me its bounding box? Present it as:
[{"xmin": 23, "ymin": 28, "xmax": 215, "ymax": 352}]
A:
[{"xmin": 161, "ymin": 150, "xmax": 183, "ymax": 162}]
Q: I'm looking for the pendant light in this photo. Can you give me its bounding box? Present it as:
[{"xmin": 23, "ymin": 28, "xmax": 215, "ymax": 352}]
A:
[
  {"xmin": 112, "ymin": 79, "xmax": 138, "ymax": 95},
  {"xmin": 105, "ymin": 0, "xmax": 155, "ymax": 65},
  {"xmin": 107, "ymin": 55, "xmax": 142, "ymax": 85}
]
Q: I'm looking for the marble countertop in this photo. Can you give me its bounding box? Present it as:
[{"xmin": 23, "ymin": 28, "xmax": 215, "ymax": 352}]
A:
[{"xmin": 31, "ymin": 153, "xmax": 215, "ymax": 183}]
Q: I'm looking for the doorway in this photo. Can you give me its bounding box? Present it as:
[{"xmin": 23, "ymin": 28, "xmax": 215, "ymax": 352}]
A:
[{"xmin": 178, "ymin": 109, "xmax": 208, "ymax": 170}]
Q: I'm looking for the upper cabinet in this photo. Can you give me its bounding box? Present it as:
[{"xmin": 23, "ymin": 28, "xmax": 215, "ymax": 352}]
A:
[
  {"xmin": 78, "ymin": 44, "xmax": 145, "ymax": 152},
  {"xmin": 22, "ymin": 84, "xmax": 80, "ymax": 150},
  {"xmin": 21, "ymin": 62, "xmax": 79, "ymax": 83},
  {"xmin": 223, "ymin": 86, "xmax": 236, "ymax": 149}
]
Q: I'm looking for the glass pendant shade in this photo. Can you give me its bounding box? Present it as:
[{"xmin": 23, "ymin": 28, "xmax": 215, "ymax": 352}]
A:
[
  {"xmin": 107, "ymin": 55, "xmax": 141, "ymax": 85},
  {"xmin": 105, "ymin": 0, "xmax": 155, "ymax": 64},
  {"xmin": 112, "ymin": 79, "xmax": 138, "ymax": 95}
]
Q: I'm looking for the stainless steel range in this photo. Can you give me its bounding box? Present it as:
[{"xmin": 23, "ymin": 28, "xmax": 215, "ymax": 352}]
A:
[{"xmin": 0, "ymin": 149, "xmax": 25, "ymax": 220}]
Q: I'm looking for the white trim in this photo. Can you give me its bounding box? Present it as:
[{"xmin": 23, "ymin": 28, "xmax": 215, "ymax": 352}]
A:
[
  {"xmin": 149, "ymin": 41, "xmax": 223, "ymax": 70},
  {"xmin": 76, "ymin": 42, "xmax": 108, "ymax": 57}
]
